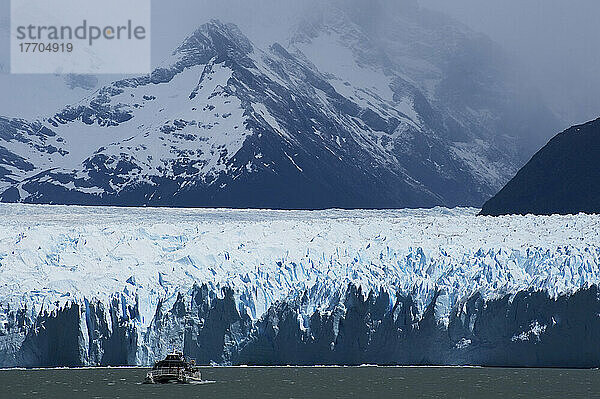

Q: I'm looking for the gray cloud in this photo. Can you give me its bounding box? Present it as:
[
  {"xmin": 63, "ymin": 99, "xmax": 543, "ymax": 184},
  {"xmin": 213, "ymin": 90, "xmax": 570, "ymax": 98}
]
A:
[
  {"xmin": 419, "ymin": 0, "xmax": 600, "ymax": 126},
  {"xmin": 150, "ymin": 0, "xmax": 599, "ymax": 127}
]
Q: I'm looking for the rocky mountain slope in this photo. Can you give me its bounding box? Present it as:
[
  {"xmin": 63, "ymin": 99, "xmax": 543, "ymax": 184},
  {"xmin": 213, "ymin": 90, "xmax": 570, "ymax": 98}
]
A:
[
  {"xmin": 481, "ymin": 118, "xmax": 600, "ymax": 216},
  {"xmin": 0, "ymin": 3, "xmax": 558, "ymax": 208}
]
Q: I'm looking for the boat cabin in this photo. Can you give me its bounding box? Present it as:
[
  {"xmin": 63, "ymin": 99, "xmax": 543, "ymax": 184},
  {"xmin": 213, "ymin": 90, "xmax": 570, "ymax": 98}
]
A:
[{"xmin": 152, "ymin": 352, "xmax": 186, "ymax": 370}]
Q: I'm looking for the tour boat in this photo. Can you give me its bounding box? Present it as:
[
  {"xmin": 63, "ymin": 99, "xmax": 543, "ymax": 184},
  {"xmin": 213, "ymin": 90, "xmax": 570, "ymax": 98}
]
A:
[{"xmin": 144, "ymin": 351, "xmax": 202, "ymax": 384}]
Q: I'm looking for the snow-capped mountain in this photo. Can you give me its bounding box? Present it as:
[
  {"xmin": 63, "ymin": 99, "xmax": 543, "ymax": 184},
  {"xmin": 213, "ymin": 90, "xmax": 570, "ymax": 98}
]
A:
[
  {"xmin": 0, "ymin": 3, "xmax": 558, "ymax": 208},
  {"xmin": 0, "ymin": 205, "xmax": 599, "ymax": 367}
]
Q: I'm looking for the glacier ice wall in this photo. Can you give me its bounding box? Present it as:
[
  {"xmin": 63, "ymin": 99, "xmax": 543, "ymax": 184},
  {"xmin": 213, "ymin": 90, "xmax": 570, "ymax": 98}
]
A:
[{"xmin": 0, "ymin": 204, "xmax": 599, "ymax": 367}]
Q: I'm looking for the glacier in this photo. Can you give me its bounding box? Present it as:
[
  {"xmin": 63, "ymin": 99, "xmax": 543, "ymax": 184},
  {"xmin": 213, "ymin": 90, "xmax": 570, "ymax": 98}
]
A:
[{"xmin": 0, "ymin": 204, "xmax": 599, "ymax": 367}]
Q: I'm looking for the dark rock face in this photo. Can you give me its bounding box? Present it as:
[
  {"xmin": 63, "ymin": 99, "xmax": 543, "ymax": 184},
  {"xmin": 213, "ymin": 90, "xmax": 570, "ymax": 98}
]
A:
[
  {"xmin": 1, "ymin": 284, "xmax": 600, "ymax": 368},
  {"xmin": 481, "ymin": 118, "xmax": 600, "ymax": 216}
]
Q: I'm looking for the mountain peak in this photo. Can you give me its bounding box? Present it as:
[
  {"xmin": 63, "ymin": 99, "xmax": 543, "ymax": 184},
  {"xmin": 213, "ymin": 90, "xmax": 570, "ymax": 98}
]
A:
[{"xmin": 175, "ymin": 20, "xmax": 254, "ymax": 60}]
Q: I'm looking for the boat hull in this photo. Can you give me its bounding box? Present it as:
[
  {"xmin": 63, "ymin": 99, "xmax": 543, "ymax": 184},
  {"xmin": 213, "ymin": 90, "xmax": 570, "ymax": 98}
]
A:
[{"xmin": 144, "ymin": 370, "xmax": 202, "ymax": 384}]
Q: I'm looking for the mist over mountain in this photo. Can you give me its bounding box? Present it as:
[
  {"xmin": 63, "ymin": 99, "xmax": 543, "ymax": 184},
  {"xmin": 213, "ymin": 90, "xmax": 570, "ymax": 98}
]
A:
[
  {"xmin": 2, "ymin": 0, "xmax": 593, "ymax": 126},
  {"xmin": 420, "ymin": 0, "xmax": 600, "ymax": 127}
]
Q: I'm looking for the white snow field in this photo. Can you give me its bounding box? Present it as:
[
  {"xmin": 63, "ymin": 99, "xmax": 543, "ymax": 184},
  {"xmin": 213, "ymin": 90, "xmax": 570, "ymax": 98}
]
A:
[{"xmin": 0, "ymin": 204, "xmax": 599, "ymax": 332}]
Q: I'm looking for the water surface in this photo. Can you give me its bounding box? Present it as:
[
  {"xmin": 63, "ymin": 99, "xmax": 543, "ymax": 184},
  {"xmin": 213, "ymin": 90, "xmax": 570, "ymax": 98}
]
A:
[{"xmin": 0, "ymin": 366, "xmax": 598, "ymax": 398}]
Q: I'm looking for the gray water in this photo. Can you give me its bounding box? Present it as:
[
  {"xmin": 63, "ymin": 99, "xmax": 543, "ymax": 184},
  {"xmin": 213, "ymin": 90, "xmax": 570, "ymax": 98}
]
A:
[{"xmin": 0, "ymin": 366, "xmax": 598, "ymax": 399}]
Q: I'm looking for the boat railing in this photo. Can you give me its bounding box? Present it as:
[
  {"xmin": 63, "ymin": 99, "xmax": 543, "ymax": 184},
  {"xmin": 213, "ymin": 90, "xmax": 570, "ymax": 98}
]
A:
[{"xmin": 148, "ymin": 368, "xmax": 185, "ymax": 378}]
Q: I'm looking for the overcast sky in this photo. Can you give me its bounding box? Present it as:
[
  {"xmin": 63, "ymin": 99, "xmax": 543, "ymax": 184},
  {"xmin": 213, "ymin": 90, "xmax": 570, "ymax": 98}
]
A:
[
  {"xmin": 419, "ymin": 0, "xmax": 600, "ymax": 126},
  {"xmin": 1, "ymin": 0, "xmax": 598, "ymax": 126}
]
